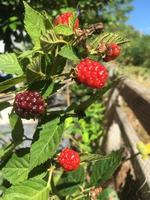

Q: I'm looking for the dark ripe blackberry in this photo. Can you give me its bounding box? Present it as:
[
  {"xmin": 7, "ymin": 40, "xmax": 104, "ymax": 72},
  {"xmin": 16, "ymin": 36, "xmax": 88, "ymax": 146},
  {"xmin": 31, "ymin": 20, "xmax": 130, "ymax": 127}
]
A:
[{"xmin": 14, "ymin": 91, "xmax": 46, "ymax": 119}]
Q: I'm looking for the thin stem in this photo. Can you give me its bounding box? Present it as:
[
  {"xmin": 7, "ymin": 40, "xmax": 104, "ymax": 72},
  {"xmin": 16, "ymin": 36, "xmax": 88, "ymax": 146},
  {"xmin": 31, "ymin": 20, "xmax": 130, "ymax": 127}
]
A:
[
  {"xmin": 74, "ymin": 194, "xmax": 88, "ymax": 200},
  {"xmin": 52, "ymin": 73, "xmax": 70, "ymax": 79},
  {"xmin": 124, "ymin": 152, "xmax": 140, "ymax": 162},
  {"xmin": 23, "ymin": 135, "xmax": 32, "ymax": 141},
  {"xmin": 48, "ymin": 80, "xmax": 74, "ymax": 99},
  {"xmin": 47, "ymin": 166, "xmax": 55, "ymax": 188}
]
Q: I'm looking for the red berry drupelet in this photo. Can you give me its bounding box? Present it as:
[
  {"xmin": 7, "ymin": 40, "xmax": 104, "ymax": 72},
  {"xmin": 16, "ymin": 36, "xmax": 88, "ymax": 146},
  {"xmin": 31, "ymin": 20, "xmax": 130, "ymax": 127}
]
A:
[
  {"xmin": 103, "ymin": 43, "xmax": 121, "ymax": 62},
  {"xmin": 54, "ymin": 12, "xmax": 79, "ymax": 30},
  {"xmin": 76, "ymin": 58, "xmax": 108, "ymax": 89},
  {"xmin": 57, "ymin": 148, "xmax": 80, "ymax": 171},
  {"xmin": 14, "ymin": 91, "xmax": 46, "ymax": 119}
]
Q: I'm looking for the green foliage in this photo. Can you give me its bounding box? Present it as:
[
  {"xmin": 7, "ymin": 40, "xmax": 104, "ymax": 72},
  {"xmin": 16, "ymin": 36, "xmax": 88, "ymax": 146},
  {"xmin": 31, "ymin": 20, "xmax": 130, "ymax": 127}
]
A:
[
  {"xmin": 9, "ymin": 112, "xmax": 24, "ymax": 145},
  {"xmin": 0, "ymin": 2, "xmax": 128, "ymax": 199},
  {"xmin": 90, "ymin": 150, "xmax": 122, "ymax": 186},
  {"xmin": 121, "ymin": 33, "xmax": 150, "ymax": 67},
  {"xmin": 0, "ymin": 53, "xmax": 22, "ymax": 75},
  {"xmin": 58, "ymin": 45, "xmax": 79, "ymax": 61},
  {"xmin": 98, "ymin": 188, "xmax": 119, "ymax": 200},
  {"xmin": 54, "ymin": 25, "xmax": 74, "ymax": 36},
  {"xmin": 0, "ymin": 102, "xmax": 11, "ymax": 111},
  {"xmin": 56, "ymin": 166, "xmax": 85, "ymax": 197},
  {"xmin": 0, "ymin": 75, "xmax": 26, "ymax": 92},
  {"xmin": 40, "ymin": 30, "xmax": 68, "ymax": 53},
  {"xmin": 1, "ymin": 177, "xmax": 49, "ymax": 200},
  {"xmin": 26, "ymin": 56, "xmax": 45, "ymax": 83},
  {"xmin": 65, "ymin": 102, "xmax": 105, "ymax": 153},
  {"xmin": 110, "ymin": 24, "xmax": 150, "ymax": 68},
  {"xmin": 0, "ymin": 0, "xmax": 133, "ymax": 51},
  {"xmin": 2, "ymin": 153, "xmax": 29, "ymax": 184},
  {"xmin": 29, "ymin": 117, "xmax": 64, "ymax": 170},
  {"xmin": 24, "ymin": 1, "xmax": 46, "ymax": 47},
  {"xmin": 87, "ymin": 32, "xmax": 128, "ymax": 55}
]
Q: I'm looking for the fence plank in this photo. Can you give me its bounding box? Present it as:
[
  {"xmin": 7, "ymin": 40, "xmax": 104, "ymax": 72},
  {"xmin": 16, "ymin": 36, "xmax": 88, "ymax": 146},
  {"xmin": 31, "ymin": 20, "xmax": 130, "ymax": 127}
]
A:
[
  {"xmin": 115, "ymin": 106, "xmax": 150, "ymax": 200},
  {"xmin": 117, "ymin": 79, "xmax": 150, "ymax": 134}
]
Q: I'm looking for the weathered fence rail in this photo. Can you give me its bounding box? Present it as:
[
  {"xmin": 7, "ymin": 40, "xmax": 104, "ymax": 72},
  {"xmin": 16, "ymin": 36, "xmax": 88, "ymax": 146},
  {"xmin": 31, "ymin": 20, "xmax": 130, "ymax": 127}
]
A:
[
  {"xmin": 118, "ymin": 79, "xmax": 150, "ymax": 134},
  {"xmin": 103, "ymin": 78, "xmax": 150, "ymax": 200}
]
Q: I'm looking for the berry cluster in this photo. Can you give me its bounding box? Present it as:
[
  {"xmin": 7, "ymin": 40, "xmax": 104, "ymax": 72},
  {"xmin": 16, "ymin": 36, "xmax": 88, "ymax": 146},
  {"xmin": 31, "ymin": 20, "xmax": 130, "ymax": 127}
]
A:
[
  {"xmin": 14, "ymin": 91, "xmax": 46, "ymax": 119},
  {"xmin": 57, "ymin": 148, "xmax": 80, "ymax": 171},
  {"xmin": 54, "ymin": 12, "xmax": 79, "ymax": 30},
  {"xmin": 103, "ymin": 43, "xmax": 121, "ymax": 62},
  {"xmin": 76, "ymin": 58, "xmax": 108, "ymax": 89}
]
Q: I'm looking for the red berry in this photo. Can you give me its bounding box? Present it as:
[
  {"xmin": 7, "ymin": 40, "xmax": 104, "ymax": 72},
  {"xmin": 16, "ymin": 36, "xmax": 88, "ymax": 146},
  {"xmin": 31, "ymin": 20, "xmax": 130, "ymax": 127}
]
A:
[
  {"xmin": 75, "ymin": 58, "xmax": 108, "ymax": 89},
  {"xmin": 103, "ymin": 43, "xmax": 121, "ymax": 62},
  {"xmin": 54, "ymin": 12, "xmax": 79, "ymax": 30},
  {"xmin": 14, "ymin": 91, "xmax": 46, "ymax": 119},
  {"xmin": 57, "ymin": 148, "xmax": 80, "ymax": 171}
]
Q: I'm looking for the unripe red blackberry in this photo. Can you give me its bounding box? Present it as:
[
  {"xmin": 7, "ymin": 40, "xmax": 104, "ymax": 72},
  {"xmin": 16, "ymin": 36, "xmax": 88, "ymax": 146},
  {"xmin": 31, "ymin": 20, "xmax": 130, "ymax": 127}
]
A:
[
  {"xmin": 57, "ymin": 148, "xmax": 80, "ymax": 171},
  {"xmin": 54, "ymin": 12, "xmax": 79, "ymax": 30},
  {"xmin": 103, "ymin": 43, "xmax": 121, "ymax": 62},
  {"xmin": 14, "ymin": 91, "xmax": 46, "ymax": 119},
  {"xmin": 75, "ymin": 58, "xmax": 108, "ymax": 89}
]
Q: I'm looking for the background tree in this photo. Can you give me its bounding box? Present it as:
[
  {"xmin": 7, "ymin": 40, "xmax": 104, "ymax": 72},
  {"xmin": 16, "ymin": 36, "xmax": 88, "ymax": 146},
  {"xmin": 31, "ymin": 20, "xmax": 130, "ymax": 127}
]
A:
[{"xmin": 0, "ymin": 0, "xmax": 133, "ymax": 52}]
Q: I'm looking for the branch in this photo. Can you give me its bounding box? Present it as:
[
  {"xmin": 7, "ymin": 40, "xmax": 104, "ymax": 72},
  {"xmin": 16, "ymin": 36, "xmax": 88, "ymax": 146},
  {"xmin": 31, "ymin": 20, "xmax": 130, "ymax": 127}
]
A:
[{"xmin": 74, "ymin": 22, "xmax": 104, "ymax": 44}]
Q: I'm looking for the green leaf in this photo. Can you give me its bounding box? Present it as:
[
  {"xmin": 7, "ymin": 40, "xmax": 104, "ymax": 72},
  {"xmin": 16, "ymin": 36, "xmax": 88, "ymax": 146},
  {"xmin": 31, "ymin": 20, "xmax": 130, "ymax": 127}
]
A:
[
  {"xmin": 87, "ymin": 32, "xmax": 129, "ymax": 53},
  {"xmin": 2, "ymin": 153, "xmax": 29, "ymax": 185},
  {"xmin": 24, "ymin": 1, "xmax": 46, "ymax": 47},
  {"xmin": 63, "ymin": 166, "xmax": 85, "ymax": 184},
  {"xmin": 26, "ymin": 56, "xmax": 45, "ymax": 83},
  {"xmin": 29, "ymin": 117, "xmax": 64, "ymax": 170},
  {"xmin": 0, "ymin": 143, "xmax": 15, "ymax": 160},
  {"xmin": 57, "ymin": 184, "xmax": 80, "ymax": 197},
  {"xmin": 68, "ymin": 166, "xmax": 85, "ymax": 183},
  {"xmin": 98, "ymin": 188, "xmax": 119, "ymax": 200},
  {"xmin": 90, "ymin": 150, "xmax": 122, "ymax": 186},
  {"xmin": 0, "ymin": 76, "xmax": 26, "ymax": 93},
  {"xmin": 40, "ymin": 30, "xmax": 67, "ymax": 52},
  {"xmin": 0, "ymin": 53, "xmax": 22, "ymax": 75},
  {"xmin": 1, "ymin": 177, "xmax": 49, "ymax": 200},
  {"xmin": 0, "ymin": 102, "xmax": 11, "ymax": 111},
  {"xmin": 9, "ymin": 112, "xmax": 24, "ymax": 145},
  {"xmin": 51, "ymin": 55, "xmax": 66, "ymax": 75},
  {"xmin": 58, "ymin": 45, "xmax": 79, "ymax": 61},
  {"xmin": 56, "ymin": 166, "xmax": 84, "ymax": 197},
  {"xmin": 54, "ymin": 25, "xmax": 74, "ymax": 36},
  {"xmin": 81, "ymin": 153, "xmax": 111, "ymax": 163},
  {"xmin": 18, "ymin": 50, "xmax": 35, "ymax": 60},
  {"xmin": 0, "ymin": 148, "xmax": 5, "ymax": 158},
  {"xmin": 41, "ymin": 82, "xmax": 54, "ymax": 99}
]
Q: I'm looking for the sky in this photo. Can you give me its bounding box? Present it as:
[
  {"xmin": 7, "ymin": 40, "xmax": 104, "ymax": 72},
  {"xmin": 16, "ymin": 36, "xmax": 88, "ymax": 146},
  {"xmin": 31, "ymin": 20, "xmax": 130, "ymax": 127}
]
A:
[{"xmin": 127, "ymin": 0, "xmax": 150, "ymax": 34}]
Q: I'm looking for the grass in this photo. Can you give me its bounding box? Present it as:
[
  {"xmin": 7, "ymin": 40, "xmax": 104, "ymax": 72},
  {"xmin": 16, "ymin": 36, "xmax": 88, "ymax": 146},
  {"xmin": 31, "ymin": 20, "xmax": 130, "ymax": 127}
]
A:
[{"xmin": 116, "ymin": 64, "xmax": 150, "ymax": 88}]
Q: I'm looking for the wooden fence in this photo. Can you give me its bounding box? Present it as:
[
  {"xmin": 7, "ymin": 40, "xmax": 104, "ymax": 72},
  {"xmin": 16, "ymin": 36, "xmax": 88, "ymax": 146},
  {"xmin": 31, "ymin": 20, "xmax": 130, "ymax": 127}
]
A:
[{"xmin": 103, "ymin": 78, "xmax": 150, "ymax": 200}]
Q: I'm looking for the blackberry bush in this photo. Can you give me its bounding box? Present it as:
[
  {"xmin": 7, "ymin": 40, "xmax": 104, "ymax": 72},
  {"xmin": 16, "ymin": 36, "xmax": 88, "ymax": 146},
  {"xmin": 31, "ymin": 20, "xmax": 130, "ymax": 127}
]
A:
[{"xmin": 0, "ymin": 2, "xmax": 128, "ymax": 199}]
